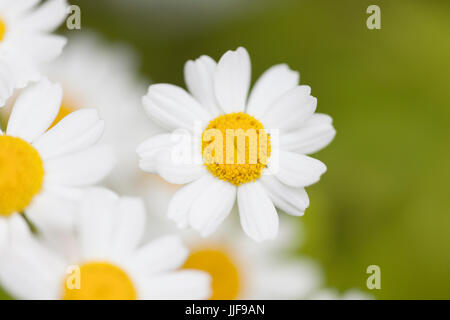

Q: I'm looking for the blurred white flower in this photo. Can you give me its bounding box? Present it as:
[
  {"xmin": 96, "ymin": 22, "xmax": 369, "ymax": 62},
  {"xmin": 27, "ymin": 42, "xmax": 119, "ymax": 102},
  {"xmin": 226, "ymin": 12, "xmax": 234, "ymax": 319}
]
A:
[
  {"xmin": 0, "ymin": 79, "xmax": 113, "ymax": 236},
  {"xmin": 0, "ymin": 188, "xmax": 211, "ymax": 300},
  {"xmin": 44, "ymin": 32, "xmax": 160, "ymax": 194},
  {"xmin": 145, "ymin": 211, "xmax": 323, "ymax": 300},
  {"xmin": 0, "ymin": 0, "xmax": 68, "ymax": 105},
  {"xmin": 138, "ymin": 47, "xmax": 336, "ymax": 242}
]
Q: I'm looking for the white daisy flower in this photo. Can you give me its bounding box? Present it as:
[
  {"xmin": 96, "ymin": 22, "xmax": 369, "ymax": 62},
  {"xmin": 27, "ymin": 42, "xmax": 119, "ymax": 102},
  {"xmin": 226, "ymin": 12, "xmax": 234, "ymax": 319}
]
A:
[
  {"xmin": 0, "ymin": 79, "xmax": 113, "ymax": 234},
  {"xmin": 0, "ymin": 0, "xmax": 68, "ymax": 105},
  {"xmin": 181, "ymin": 218, "xmax": 322, "ymax": 300},
  {"xmin": 0, "ymin": 188, "xmax": 211, "ymax": 300},
  {"xmin": 43, "ymin": 33, "xmax": 160, "ymax": 194},
  {"xmin": 137, "ymin": 47, "xmax": 336, "ymax": 242}
]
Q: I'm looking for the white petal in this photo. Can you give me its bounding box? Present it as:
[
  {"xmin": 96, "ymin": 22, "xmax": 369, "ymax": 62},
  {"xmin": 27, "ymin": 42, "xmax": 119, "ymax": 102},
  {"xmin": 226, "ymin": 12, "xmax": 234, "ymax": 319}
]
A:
[
  {"xmin": 237, "ymin": 181, "xmax": 279, "ymax": 242},
  {"xmin": 78, "ymin": 188, "xmax": 118, "ymax": 260},
  {"xmin": 139, "ymin": 270, "xmax": 211, "ymax": 300},
  {"xmin": 143, "ymin": 84, "xmax": 210, "ymax": 131},
  {"xmin": 154, "ymin": 150, "xmax": 206, "ymax": 185},
  {"xmin": 20, "ymin": 0, "xmax": 68, "ymax": 32},
  {"xmin": 188, "ymin": 176, "xmax": 236, "ymax": 236},
  {"xmin": 44, "ymin": 145, "xmax": 114, "ymax": 187},
  {"xmin": 0, "ymin": 48, "xmax": 41, "ymax": 90},
  {"xmin": 167, "ymin": 174, "xmax": 215, "ymax": 228},
  {"xmin": 260, "ymin": 175, "xmax": 309, "ymax": 216},
  {"xmin": 110, "ymin": 197, "xmax": 146, "ymax": 259},
  {"xmin": 246, "ymin": 64, "xmax": 299, "ymax": 118},
  {"xmin": 280, "ymin": 113, "xmax": 336, "ymax": 154},
  {"xmin": 33, "ymin": 109, "xmax": 104, "ymax": 160},
  {"xmin": 184, "ymin": 55, "xmax": 221, "ymax": 117},
  {"xmin": 26, "ymin": 187, "xmax": 81, "ymax": 232},
  {"xmin": 128, "ymin": 235, "xmax": 188, "ymax": 276},
  {"xmin": 0, "ymin": 60, "xmax": 14, "ymax": 106},
  {"xmin": 0, "ymin": 233, "xmax": 66, "ymax": 300},
  {"xmin": 272, "ymin": 150, "xmax": 327, "ymax": 187},
  {"xmin": 214, "ymin": 47, "xmax": 251, "ymax": 113},
  {"xmin": 14, "ymin": 34, "xmax": 67, "ymax": 63},
  {"xmin": 0, "ymin": 0, "xmax": 39, "ymax": 16},
  {"xmin": 6, "ymin": 79, "xmax": 62, "ymax": 142},
  {"xmin": 137, "ymin": 133, "xmax": 175, "ymax": 172},
  {"xmin": 261, "ymin": 86, "xmax": 316, "ymax": 130}
]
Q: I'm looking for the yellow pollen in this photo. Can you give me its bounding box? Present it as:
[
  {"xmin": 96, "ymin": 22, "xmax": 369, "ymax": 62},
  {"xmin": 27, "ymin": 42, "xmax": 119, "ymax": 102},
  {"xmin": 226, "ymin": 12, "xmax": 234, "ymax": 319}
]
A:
[
  {"xmin": 0, "ymin": 18, "xmax": 7, "ymax": 41},
  {"xmin": 49, "ymin": 102, "xmax": 76, "ymax": 130},
  {"xmin": 183, "ymin": 247, "xmax": 242, "ymax": 300},
  {"xmin": 63, "ymin": 262, "xmax": 137, "ymax": 300},
  {"xmin": 0, "ymin": 136, "xmax": 44, "ymax": 217},
  {"xmin": 202, "ymin": 112, "xmax": 271, "ymax": 186}
]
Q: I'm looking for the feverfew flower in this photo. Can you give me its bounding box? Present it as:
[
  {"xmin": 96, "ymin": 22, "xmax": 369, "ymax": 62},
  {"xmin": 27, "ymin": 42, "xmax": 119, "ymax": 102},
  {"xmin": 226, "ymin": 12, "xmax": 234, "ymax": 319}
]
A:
[
  {"xmin": 0, "ymin": 79, "xmax": 113, "ymax": 234},
  {"xmin": 182, "ymin": 219, "xmax": 322, "ymax": 299},
  {"xmin": 137, "ymin": 47, "xmax": 336, "ymax": 241},
  {"xmin": 0, "ymin": 0, "xmax": 68, "ymax": 105},
  {"xmin": 0, "ymin": 188, "xmax": 211, "ymax": 300}
]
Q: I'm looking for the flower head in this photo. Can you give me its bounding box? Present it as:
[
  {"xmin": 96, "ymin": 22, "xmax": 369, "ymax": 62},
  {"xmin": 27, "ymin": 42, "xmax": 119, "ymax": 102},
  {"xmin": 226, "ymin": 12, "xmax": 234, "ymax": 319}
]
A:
[
  {"xmin": 138, "ymin": 47, "xmax": 335, "ymax": 241},
  {"xmin": 0, "ymin": 188, "xmax": 211, "ymax": 300}
]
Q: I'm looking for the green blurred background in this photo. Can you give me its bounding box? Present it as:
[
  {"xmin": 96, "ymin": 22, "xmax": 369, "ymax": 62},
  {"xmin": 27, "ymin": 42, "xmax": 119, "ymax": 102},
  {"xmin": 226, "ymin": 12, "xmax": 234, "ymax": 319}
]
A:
[{"xmin": 2, "ymin": 0, "xmax": 450, "ymax": 299}]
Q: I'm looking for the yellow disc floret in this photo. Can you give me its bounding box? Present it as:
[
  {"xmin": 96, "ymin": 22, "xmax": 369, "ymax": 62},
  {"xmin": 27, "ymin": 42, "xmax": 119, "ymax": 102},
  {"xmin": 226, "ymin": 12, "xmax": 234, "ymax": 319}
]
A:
[
  {"xmin": 63, "ymin": 262, "xmax": 137, "ymax": 300},
  {"xmin": 183, "ymin": 247, "xmax": 242, "ymax": 300},
  {"xmin": 202, "ymin": 112, "xmax": 271, "ymax": 186},
  {"xmin": 0, "ymin": 18, "xmax": 7, "ymax": 41},
  {"xmin": 0, "ymin": 136, "xmax": 44, "ymax": 217}
]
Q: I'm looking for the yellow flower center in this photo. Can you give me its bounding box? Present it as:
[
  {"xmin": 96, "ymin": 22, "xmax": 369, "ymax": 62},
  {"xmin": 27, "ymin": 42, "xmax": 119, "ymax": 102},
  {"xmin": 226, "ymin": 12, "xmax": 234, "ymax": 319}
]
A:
[
  {"xmin": 0, "ymin": 18, "xmax": 7, "ymax": 41},
  {"xmin": 202, "ymin": 112, "xmax": 271, "ymax": 186},
  {"xmin": 63, "ymin": 262, "xmax": 137, "ymax": 300},
  {"xmin": 49, "ymin": 102, "xmax": 76, "ymax": 129},
  {"xmin": 183, "ymin": 247, "xmax": 242, "ymax": 300},
  {"xmin": 0, "ymin": 136, "xmax": 44, "ymax": 217}
]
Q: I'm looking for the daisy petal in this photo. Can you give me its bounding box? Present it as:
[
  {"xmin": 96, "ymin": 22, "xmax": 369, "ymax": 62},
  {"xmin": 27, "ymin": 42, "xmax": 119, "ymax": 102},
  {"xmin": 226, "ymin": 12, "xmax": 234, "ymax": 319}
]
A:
[
  {"xmin": 260, "ymin": 175, "xmax": 309, "ymax": 216},
  {"xmin": 78, "ymin": 188, "xmax": 118, "ymax": 260},
  {"xmin": 6, "ymin": 79, "xmax": 62, "ymax": 142},
  {"xmin": 261, "ymin": 85, "xmax": 316, "ymax": 130},
  {"xmin": 154, "ymin": 151, "xmax": 206, "ymax": 185},
  {"xmin": 280, "ymin": 113, "xmax": 336, "ymax": 154},
  {"xmin": 44, "ymin": 145, "xmax": 114, "ymax": 187},
  {"xmin": 110, "ymin": 197, "xmax": 146, "ymax": 258},
  {"xmin": 167, "ymin": 175, "xmax": 213, "ymax": 228},
  {"xmin": 237, "ymin": 181, "xmax": 279, "ymax": 242},
  {"xmin": 15, "ymin": 34, "xmax": 67, "ymax": 63},
  {"xmin": 139, "ymin": 270, "xmax": 211, "ymax": 300},
  {"xmin": 0, "ymin": 0, "xmax": 39, "ymax": 16},
  {"xmin": 246, "ymin": 64, "xmax": 299, "ymax": 118},
  {"xmin": 137, "ymin": 133, "xmax": 174, "ymax": 172},
  {"xmin": 33, "ymin": 109, "xmax": 104, "ymax": 160},
  {"xmin": 188, "ymin": 176, "xmax": 236, "ymax": 236},
  {"xmin": 214, "ymin": 47, "xmax": 251, "ymax": 113},
  {"xmin": 128, "ymin": 235, "xmax": 188, "ymax": 275},
  {"xmin": 143, "ymin": 84, "xmax": 210, "ymax": 131},
  {"xmin": 20, "ymin": 0, "xmax": 68, "ymax": 32},
  {"xmin": 0, "ymin": 60, "xmax": 14, "ymax": 106},
  {"xmin": 272, "ymin": 150, "xmax": 327, "ymax": 187},
  {"xmin": 184, "ymin": 55, "xmax": 221, "ymax": 117}
]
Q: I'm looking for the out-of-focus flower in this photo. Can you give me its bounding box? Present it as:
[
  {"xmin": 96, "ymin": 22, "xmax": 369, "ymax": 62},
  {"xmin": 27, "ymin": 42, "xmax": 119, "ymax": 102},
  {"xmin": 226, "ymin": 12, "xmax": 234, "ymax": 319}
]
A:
[
  {"xmin": 0, "ymin": 0, "xmax": 68, "ymax": 105},
  {"xmin": 0, "ymin": 188, "xmax": 211, "ymax": 300},
  {"xmin": 182, "ymin": 218, "xmax": 322, "ymax": 299},
  {"xmin": 0, "ymin": 79, "xmax": 113, "ymax": 235},
  {"xmin": 137, "ymin": 47, "xmax": 336, "ymax": 242},
  {"xmin": 43, "ymin": 33, "xmax": 159, "ymax": 194},
  {"xmin": 310, "ymin": 288, "xmax": 373, "ymax": 300}
]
